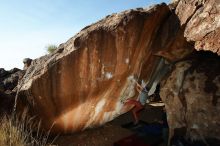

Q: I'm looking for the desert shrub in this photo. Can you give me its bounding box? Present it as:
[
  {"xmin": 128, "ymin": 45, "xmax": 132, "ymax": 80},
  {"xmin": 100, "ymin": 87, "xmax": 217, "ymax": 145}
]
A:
[
  {"xmin": 46, "ymin": 45, "xmax": 57, "ymax": 54},
  {"xmin": 0, "ymin": 116, "xmax": 56, "ymax": 146},
  {"xmin": 0, "ymin": 117, "xmax": 25, "ymax": 146}
]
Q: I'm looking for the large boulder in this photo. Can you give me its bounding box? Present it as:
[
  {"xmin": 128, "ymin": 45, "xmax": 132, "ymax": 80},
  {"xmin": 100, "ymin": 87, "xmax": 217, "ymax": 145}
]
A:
[
  {"xmin": 15, "ymin": 2, "xmax": 220, "ymax": 145},
  {"xmin": 16, "ymin": 3, "xmax": 193, "ymax": 133},
  {"xmin": 176, "ymin": 0, "xmax": 220, "ymax": 54},
  {"xmin": 160, "ymin": 51, "xmax": 220, "ymax": 145},
  {"xmin": 159, "ymin": 0, "xmax": 220, "ymax": 143}
]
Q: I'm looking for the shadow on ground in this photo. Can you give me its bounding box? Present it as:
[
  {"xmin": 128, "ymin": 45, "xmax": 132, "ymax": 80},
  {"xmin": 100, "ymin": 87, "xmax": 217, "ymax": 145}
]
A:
[{"xmin": 54, "ymin": 103, "xmax": 165, "ymax": 146}]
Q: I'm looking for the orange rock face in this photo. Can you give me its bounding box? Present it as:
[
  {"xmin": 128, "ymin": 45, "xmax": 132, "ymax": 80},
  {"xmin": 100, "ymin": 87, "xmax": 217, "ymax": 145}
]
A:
[
  {"xmin": 15, "ymin": 3, "xmax": 220, "ymax": 145},
  {"xmin": 17, "ymin": 3, "xmax": 194, "ymax": 133}
]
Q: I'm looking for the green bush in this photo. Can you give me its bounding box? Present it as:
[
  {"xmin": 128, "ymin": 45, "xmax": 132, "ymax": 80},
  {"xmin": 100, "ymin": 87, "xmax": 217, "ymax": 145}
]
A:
[{"xmin": 46, "ymin": 45, "xmax": 57, "ymax": 54}]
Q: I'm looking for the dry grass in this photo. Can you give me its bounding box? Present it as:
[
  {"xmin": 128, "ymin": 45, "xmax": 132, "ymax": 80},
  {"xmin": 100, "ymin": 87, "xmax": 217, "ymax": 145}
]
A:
[{"xmin": 0, "ymin": 116, "xmax": 56, "ymax": 146}]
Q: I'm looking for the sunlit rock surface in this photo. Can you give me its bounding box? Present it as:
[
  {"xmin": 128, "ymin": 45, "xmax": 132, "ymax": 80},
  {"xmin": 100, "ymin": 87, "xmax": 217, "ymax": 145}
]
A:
[
  {"xmin": 176, "ymin": 0, "xmax": 220, "ymax": 54},
  {"xmin": 0, "ymin": 68, "xmax": 24, "ymax": 115},
  {"xmin": 16, "ymin": 1, "xmax": 220, "ymax": 141},
  {"xmin": 18, "ymin": 3, "xmax": 191, "ymax": 133}
]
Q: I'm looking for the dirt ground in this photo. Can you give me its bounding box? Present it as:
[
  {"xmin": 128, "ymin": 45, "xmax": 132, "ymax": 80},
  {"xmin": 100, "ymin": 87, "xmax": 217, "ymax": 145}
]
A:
[{"xmin": 53, "ymin": 103, "xmax": 165, "ymax": 146}]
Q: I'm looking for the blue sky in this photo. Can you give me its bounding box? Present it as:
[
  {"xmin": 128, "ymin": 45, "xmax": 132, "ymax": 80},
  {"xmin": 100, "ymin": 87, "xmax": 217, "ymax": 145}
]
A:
[{"xmin": 0, "ymin": 0, "xmax": 169, "ymax": 70}]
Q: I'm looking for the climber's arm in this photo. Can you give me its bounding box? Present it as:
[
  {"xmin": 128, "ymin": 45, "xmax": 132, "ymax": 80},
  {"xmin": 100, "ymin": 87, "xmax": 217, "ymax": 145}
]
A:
[{"xmin": 136, "ymin": 85, "xmax": 141, "ymax": 93}]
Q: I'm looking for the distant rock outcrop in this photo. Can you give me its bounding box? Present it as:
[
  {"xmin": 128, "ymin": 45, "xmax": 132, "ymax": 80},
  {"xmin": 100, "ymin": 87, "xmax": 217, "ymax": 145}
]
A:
[
  {"xmin": 0, "ymin": 68, "xmax": 24, "ymax": 93},
  {"xmin": 0, "ymin": 68, "xmax": 24, "ymax": 115}
]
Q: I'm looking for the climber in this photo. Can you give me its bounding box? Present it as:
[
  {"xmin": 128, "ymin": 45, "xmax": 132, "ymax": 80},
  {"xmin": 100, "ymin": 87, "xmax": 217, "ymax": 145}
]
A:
[
  {"xmin": 124, "ymin": 57, "xmax": 172, "ymax": 125},
  {"xmin": 125, "ymin": 81, "xmax": 149, "ymax": 125}
]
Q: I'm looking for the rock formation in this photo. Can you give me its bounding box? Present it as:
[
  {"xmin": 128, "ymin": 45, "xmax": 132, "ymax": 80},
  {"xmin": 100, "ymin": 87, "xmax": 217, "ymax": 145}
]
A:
[
  {"xmin": 176, "ymin": 0, "xmax": 220, "ymax": 54},
  {"xmin": 160, "ymin": 51, "xmax": 220, "ymax": 145},
  {"xmin": 0, "ymin": 68, "xmax": 24, "ymax": 93},
  {"xmin": 0, "ymin": 68, "xmax": 24, "ymax": 115},
  {"xmin": 16, "ymin": 3, "xmax": 193, "ymax": 133},
  {"xmin": 159, "ymin": 0, "xmax": 220, "ymax": 144},
  {"xmin": 23, "ymin": 58, "xmax": 32, "ymax": 70},
  {"xmin": 13, "ymin": 0, "xmax": 220, "ymax": 144}
]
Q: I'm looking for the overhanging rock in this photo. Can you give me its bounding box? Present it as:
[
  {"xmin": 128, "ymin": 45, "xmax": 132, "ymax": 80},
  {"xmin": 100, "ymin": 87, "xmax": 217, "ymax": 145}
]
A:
[{"xmin": 17, "ymin": 3, "xmax": 193, "ymax": 133}]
